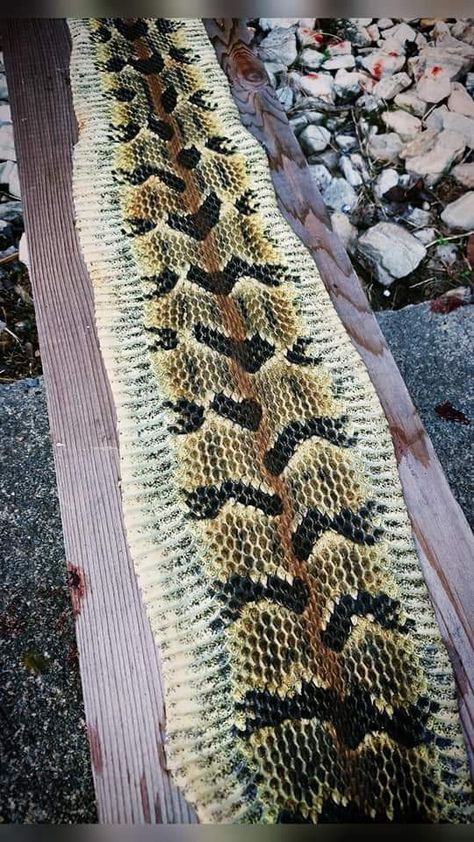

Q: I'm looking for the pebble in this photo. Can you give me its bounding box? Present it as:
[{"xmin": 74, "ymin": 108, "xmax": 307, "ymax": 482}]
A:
[
  {"xmin": 0, "ymin": 74, "xmax": 8, "ymax": 101},
  {"xmin": 334, "ymin": 68, "xmax": 367, "ymax": 97},
  {"xmin": 382, "ymin": 110, "xmax": 422, "ymax": 140},
  {"xmin": 0, "ymin": 160, "xmax": 20, "ymax": 198},
  {"xmin": 339, "ymin": 155, "xmax": 363, "ymax": 187},
  {"xmin": 374, "ymin": 168, "xmax": 399, "ymax": 197},
  {"xmin": 404, "ymin": 207, "xmax": 432, "ymax": 228},
  {"xmin": 299, "ymin": 48, "xmax": 325, "ymax": 70},
  {"xmin": 382, "ymin": 22, "xmax": 418, "ymax": 43},
  {"xmin": 298, "ymin": 124, "xmax": 331, "ymax": 154},
  {"xmin": 308, "ymin": 164, "xmax": 333, "ymax": 191},
  {"xmin": 441, "ymin": 111, "xmax": 474, "ymax": 147},
  {"xmin": 435, "ymin": 243, "xmax": 459, "ymax": 264},
  {"xmin": 394, "ymin": 91, "xmax": 427, "ymax": 117},
  {"xmin": 368, "ymin": 132, "xmax": 403, "ymax": 162},
  {"xmin": 402, "ymin": 129, "xmax": 465, "ymax": 185},
  {"xmin": 373, "ymin": 72, "xmax": 411, "ymax": 100},
  {"xmin": 441, "ymin": 192, "xmax": 474, "ymax": 231},
  {"xmin": 448, "ymin": 82, "xmax": 474, "ymax": 118},
  {"xmin": 357, "ymin": 222, "xmax": 427, "ymax": 286},
  {"xmin": 258, "ymin": 28, "xmax": 298, "ymax": 66},
  {"xmin": 378, "ymin": 19, "xmax": 394, "ymax": 31},
  {"xmin": 298, "ymin": 72, "xmax": 335, "ymax": 101},
  {"xmin": 330, "ymin": 211, "xmax": 358, "ymax": 252},
  {"xmin": 451, "ymin": 161, "xmax": 474, "ymax": 189},
  {"xmin": 322, "ymin": 55, "xmax": 355, "ymax": 71},
  {"xmin": 413, "ymin": 227, "xmax": 436, "ymax": 244},
  {"xmin": 360, "ymin": 51, "xmax": 406, "ymax": 78},
  {"xmin": 323, "ymin": 177, "xmax": 358, "ymax": 212},
  {"xmin": 335, "ymin": 134, "xmax": 358, "ymax": 151}
]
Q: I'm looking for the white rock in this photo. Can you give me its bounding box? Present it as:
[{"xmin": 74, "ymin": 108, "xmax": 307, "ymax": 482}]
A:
[
  {"xmin": 378, "ymin": 19, "xmax": 394, "ymax": 31},
  {"xmin": 297, "ymin": 27, "xmax": 325, "ymax": 49},
  {"xmin": 412, "ymin": 46, "xmax": 474, "ymax": 103},
  {"xmin": 425, "ymin": 105, "xmax": 448, "ymax": 132},
  {"xmin": 357, "ymin": 222, "xmax": 427, "ymax": 286},
  {"xmin": 258, "ymin": 28, "xmax": 298, "ymax": 66},
  {"xmin": 331, "ymin": 211, "xmax": 358, "ymax": 252},
  {"xmin": 349, "ymin": 153, "xmax": 370, "ymax": 181},
  {"xmin": 19, "ymin": 231, "xmax": 30, "ymax": 270},
  {"xmin": 451, "ymin": 20, "xmax": 474, "ymax": 46},
  {"xmin": 276, "ymin": 86, "xmax": 294, "ymax": 109},
  {"xmin": 467, "ymin": 73, "xmax": 474, "ymax": 95},
  {"xmin": 368, "ymin": 132, "xmax": 403, "ymax": 162},
  {"xmin": 334, "ymin": 68, "xmax": 367, "ymax": 97},
  {"xmin": 339, "ymin": 155, "xmax": 363, "ymax": 187},
  {"xmin": 373, "ymin": 72, "xmax": 411, "ymax": 100},
  {"xmin": 451, "ymin": 161, "xmax": 474, "ymax": 188},
  {"xmin": 360, "ymin": 51, "xmax": 406, "ymax": 78},
  {"xmin": 263, "ymin": 62, "xmax": 284, "ymax": 86},
  {"xmin": 0, "ymin": 160, "xmax": 20, "ymax": 197},
  {"xmin": 367, "ymin": 25, "xmax": 380, "ymax": 42},
  {"xmin": 351, "ymin": 26, "xmax": 372, "ymax": 48},
  {"xmin": 382, "ymin": 22, "xmax": 418, "ymax": 43},
  {"xmin": 353, "ymin": 18, "xmax": 373, "ymax": 26},
  {"xmin": 299, "ymin": 48, "xmax": 325, "ymax": 69},
  {"xmin": 440, "ymin": 110, "xmax": 474, "ymax": 147},
  {"xmin": 404, "ymin": 207, "xmax": 432, "ymax": 228},
  {"xmin": 323, "ymin": 55, "xmax": 355, "ymax": 71},
  {"xmin": 327, "ymin": 40, "xmax": 353, "ymax": 56},
  {"xmin": 441, "ymin": 192, "xmax": 474, "ymax": 230},
  {"xmin": 299, "ymin": 72, "xmax": 335, "ymax": 101},
  {"xmin": 394, "ymin": 91, "xmax": 427, "ymax": 117},
  {"xmin": 0, "ymin": 102, "xmax": 11, "ymax": 124},
  {"xmin": 322, "ymin": 177, "xmax": 358, "ymax": 212},
  {"xmin": 448, "ymin": 82, "xmax": 474, "ymax": 118},
  {"xmin": 413, "ymin": 227, "xmax": 436, "ymax": 244},
  {"xmin": 260, "ymin": 18, "xmax": 300, "ymax": 31},
  {"xmin": 382, "ymin": 109, "xmax": 422, "ymax": 140},
  {"xmin": 308, "ymin": 163, "xmax": 333, "ymax": 191},
  {"xmin": 374, "ymin": 168, "xmax": 399, "ymax": 197},
  {"xmin": 416, "ymin": 69, "xmax": 452, "ymax": 103},
  {"xmin": 299, "ymin": 124, "xmax": 331, "ymax": 154},
  {"xmin": 335, "ymin": 134, "xmax": 358, "ymax": 151},
  {"xmin": 402, "ymin": 128, "xmax": 465, "ymax": 185}
]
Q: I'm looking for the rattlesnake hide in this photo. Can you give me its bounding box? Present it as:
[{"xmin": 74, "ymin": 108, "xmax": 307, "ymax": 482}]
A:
[{"xmin": 68, "ymin": 18, "xmax": 472, "ymax": 823}]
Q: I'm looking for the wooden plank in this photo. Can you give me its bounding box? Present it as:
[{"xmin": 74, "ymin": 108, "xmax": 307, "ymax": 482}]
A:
[
  {"xmin": 204, "ymin": 18, "xmax": 474, "ymax": 776},
  {"xmin": 2, "ymin": 19, "xmax": 197, "ymax": 824}
]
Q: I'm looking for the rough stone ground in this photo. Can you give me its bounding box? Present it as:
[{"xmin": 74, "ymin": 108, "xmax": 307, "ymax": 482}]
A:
[{"xmin": 0, "ymin": 379, "xmax": 96, "ymax": 823}]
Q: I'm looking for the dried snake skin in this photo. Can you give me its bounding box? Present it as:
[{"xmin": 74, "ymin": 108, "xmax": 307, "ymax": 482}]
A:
[{"xmin": 69, "ymin": 18, "xmax": 472, "ymax": 823}]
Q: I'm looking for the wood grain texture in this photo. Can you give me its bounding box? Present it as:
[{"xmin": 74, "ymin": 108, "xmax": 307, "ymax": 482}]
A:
[
  {"xmin": 204, "ymin": 18, "xmax": 474, "ymax": 777},
  {"xmin": 1, "ymin": 19, "xmax": 197, "ymax": 824}
]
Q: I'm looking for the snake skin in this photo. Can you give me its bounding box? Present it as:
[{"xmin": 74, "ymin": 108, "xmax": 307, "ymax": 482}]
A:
[{"xmin": 69, "ymin": 18, "xmax": 471, "ymax": 823}]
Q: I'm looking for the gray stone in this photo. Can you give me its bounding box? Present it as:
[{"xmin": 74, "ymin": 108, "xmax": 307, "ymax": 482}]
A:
[
  {"xmin": 373, "ymin": 72, "xmax": 411, "ymax": 100},
  {"xmin": 339, "ymin": 155, "xmax": 363, "ymax": 187},
  {"xmin": 322, "ymin": 177, "xmax": 358, "ymax": 212},
  {"xmin": 402, "ymin": 129, "xmax": 465, "ymax": 185},
  {"xmin": 435, "ymin": 243, "xmax": 459, "ymax": 264},
  {"xmin": 335, "ymin": 133, "xmax": 358, "ymax": 151},
  {"xmin": 382, "ymin": 22, "xmax": 418, "ymax": 43},
  {"xmin": 0, "ymin": 199, "xmax": 22, "ymax": 220},
  {"xmin": 258, "ymin": 27, "xmax": 298, "ymax": 67},
  {"xmin": 298, "ymin": 72, "xmax": 335, "ymax": 101},
  {"xmin": 322, "ymin": 54, "xmax": 355, "ymax": 71},
  {"xmin": 276, "ymin": 86, "xmax": 294, "ymax": 110},
  {"xmin": 376, "ymin": 303, "xmax": 473, "ymax": 530},
  {"xmin": 359, "ymin": 50, "xmax": 406, "ymax": 78},
  {"xmin": 382, "ymin": 109, "xmax": 422, "ymax": 140},
  {"xmin": 394, "ymin": 91, "xmax": 427, "ymax": 117},
  {"xmin": 0, "ymin": 72, "xmax": 8, "ymax": 101},
  {"xmin": 441, "ymin": 111, "xmax": 474, "ymax": 147},
  {"xmin": 404, "ymin": 207, "xmax": 432, "ymax": 228},
  {"xmin": 357, "ymin": 222, "xmax": 427, "ymax": 285},
  {"xmin": 299, "ymin": 124, "xmax": 331, "ymax": 154},
  {"xmin": 441, "ymin": 192, "xmax": 474, "ymax": 231},
  {"xmin": 451, "ymin": 161, "xmax": 474, "ymax": 188},
  {"xmin": 412, "ymin": 46, "xmax": 474, "ymax": 103},
  {"xmin": 0, "ymin": 160, "xmax": 20, "ymax": 198},
  {"xmin": 367, "ymin": 131, "xmax": 403, "ymax": 162},
  {"xmin": 378, "ymin": 18, "xmax": 393, "ymax": 30},
  {"xmin": 330, "ymin": 211, "xmax": 358, "ymax": 252},
  {"xmin": 299, "ymin": 48, "xmax": 325, "ymax": 70},
  {"xmin": 413, "ymin": 227, "xmax": 436, "ymax": 244},
  {"xmin": 374, "ymin": 167, "xmax": 399, "ymax": 197},
  {"xmin": 0, "ymin": 120, "xmax": 15, "ymax": 161},
  {"xmin": 308, "ymin": 163, "xmax": 333, "ymax": 192},
  {"xmin": 334, "ymin": 68, "xmax": 367, "ymax": 97}
]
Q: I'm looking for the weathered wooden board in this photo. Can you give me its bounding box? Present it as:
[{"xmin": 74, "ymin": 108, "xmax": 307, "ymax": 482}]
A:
[
  {"xmin": 2, "ymin": 18, "xmax": 197, "ymax": 823},
  {"xmin": 204, "ymin": 18, "xmax": 474, "ymax": 777}
]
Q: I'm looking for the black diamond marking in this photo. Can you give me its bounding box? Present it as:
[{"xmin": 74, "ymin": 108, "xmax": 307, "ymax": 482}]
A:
[
  {"xmin": 177, "ymin": 146, "xmax": 201, "ymax": 170},
  {"xmin": 193, "ymin": 324, "xmax": 275, "ymax": 374},
  {"xmin": 216, "ymin": 574, "xmax": 309, "ymax": 621},
  {"xmin": 186, "ymin": 482, "xmax": 283, "ymax": 520},
  {"xmin": 235, "ymin": 190, "xmax": 258, "ymax": 216},
  {"xmin": 211, "ymin": 394, "xmax": 262, "ymax": 431},
  {"xmin": 130, "ymin": 52, "xmax": 165, "ymax": 75},
  {"xmin": 121, "ymin": 165, "xmax": 185, "ymax": 191},
  {"xmin": 168, "ymin": 192, "xmax": 221, "ymax": 241},
  {"xmin": 287, "ymin": 337, "xmax": 321, "ymax": 366},
  {"xmin": 113, "ymin": 19, "xmax": 149, "ymax": 40},
  {"xmin": 92, "ymin": 24, "xmax": 112, "ymax": 42},
  {"xmin": 111, "ymin": 86, "xmax": 136, "ymax": 103},
  {"xmin": 169, "ymin": 46, "xmax": 192, "ymax": 64},
  {"xmin": 292, "ymin": 503, "xmax": 380, "ymax": 562},
  {"xmin": 189, "ymin": 89, "xmax": 216, "ymax": 111},
  {"xmin": 187, "ymin": 255, "xmax": 280, "ymax": 295},
  {"xmin": 105, "ymin": 56, "xmax": 127, "ymax": 73},
  {"xmin": 155, "ymin": 19, "xmax": 181, "ymax": 34},
  {"xmin": 264, "ymin": 416, "xmax": 355, "ymax": 475},
  {"xmin": 206, "ymin": 136, "xmax": 236, "ymax": 156},
  {"xmin": 126, "ymin": 217, "xmax": 156, "ymax": 236},
  {"xmin": 112, "ymin": 122, "xmax": 141, "ymax": 142},
  {"xmin": 236, "ymin": 681, "xmax": 434, "ymax": 750},
  {"xmin": 161, "ymin": 85, "xmax": 178, "ymax": 114},
  {"xmin": 166, "ymin": 398, "xmax": 205, "ymax": 434},
  {"xmin": 147, "ymin": 114, "xmax": 174, "ymax": 140},
  {"xmin": 143, "ymin": 269, "xmax": 179, "ymax": 299},
  {"xmin": 146, "ymin": 327, "xmax": 178, "ymax": 351},
  {"xmin": 322, "ymin": 591, "xmax": 412, "ymax": 652}
]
